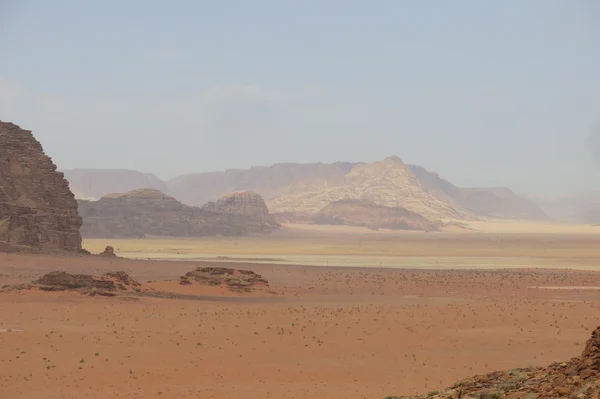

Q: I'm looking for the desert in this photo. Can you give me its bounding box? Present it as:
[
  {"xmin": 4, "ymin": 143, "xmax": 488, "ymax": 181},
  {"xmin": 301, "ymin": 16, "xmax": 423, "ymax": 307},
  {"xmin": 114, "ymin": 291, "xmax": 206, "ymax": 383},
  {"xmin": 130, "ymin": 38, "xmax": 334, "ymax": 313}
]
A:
[
  {"xmin": 2, "ymin": 119, "xmax": 600, "ymax": 398},
  {"xmin": 2, "ymin": 225, "xmax": 600, "ymax": 398},
  {"xmin": 2, "ymin": 4, "xmax": 599, "ymax": 397}
]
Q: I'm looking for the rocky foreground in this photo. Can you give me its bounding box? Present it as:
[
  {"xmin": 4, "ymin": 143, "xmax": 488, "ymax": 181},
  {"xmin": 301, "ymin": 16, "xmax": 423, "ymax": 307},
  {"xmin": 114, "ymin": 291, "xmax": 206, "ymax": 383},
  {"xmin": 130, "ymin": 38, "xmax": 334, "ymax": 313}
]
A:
[{"xmin": 390, "ymin": 327, "xmax": 600, "ymax": 399}]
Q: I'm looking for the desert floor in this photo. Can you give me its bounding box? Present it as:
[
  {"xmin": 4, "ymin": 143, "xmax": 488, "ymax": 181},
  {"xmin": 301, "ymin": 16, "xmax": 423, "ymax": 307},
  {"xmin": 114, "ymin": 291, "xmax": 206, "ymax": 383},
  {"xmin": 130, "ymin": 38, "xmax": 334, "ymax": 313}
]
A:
[{"xmin": 2, "ymin": 224, "xmax": 600, "ymax": 398}]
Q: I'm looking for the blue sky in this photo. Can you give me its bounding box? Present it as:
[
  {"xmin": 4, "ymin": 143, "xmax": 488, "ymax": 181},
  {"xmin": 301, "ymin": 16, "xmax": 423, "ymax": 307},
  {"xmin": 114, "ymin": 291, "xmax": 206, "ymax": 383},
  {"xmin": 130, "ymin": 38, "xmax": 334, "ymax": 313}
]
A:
[{"xmin": 1, "ymin": 0, "xmax": 598, "ymax": 195}]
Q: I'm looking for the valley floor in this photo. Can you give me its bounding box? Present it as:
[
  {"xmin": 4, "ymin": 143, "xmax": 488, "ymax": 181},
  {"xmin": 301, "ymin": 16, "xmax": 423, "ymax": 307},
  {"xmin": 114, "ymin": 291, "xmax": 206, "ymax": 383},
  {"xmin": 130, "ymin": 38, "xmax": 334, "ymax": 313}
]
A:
[{"xmin": 1, "ymin": 243, "xmax": 600, "ymax": 398}]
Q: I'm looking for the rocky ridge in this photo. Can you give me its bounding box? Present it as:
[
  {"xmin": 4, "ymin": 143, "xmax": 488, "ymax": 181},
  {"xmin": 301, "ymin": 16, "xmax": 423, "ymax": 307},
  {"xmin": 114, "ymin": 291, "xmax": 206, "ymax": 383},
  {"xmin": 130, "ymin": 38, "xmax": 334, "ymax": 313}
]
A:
[
  {"xmin": 390, "ymin": 326, "xmax": 600, "ymax": 399},
  {"xmin": 0, "ymin": 121, "xmax": 82, "ymax": 252},
  {"xmin": 77, "ymin": 188, "xmax": 277, "ymax": 238},
  {"xmin": 179, "ymin": 267, "xmax": 271, "ymax": 293}
]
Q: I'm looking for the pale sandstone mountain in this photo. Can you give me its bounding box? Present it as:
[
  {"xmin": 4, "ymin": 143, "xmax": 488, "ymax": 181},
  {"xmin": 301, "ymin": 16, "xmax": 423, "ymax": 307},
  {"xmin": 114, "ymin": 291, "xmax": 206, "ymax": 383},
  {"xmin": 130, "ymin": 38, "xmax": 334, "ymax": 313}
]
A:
[
  {"xmin": 77, "ymin": 189, "xmax": 277, "ymax": 238},
  {"xmin": 315, "ymin": 199, "xmax": 439, "ymax": 231},
  {"xmin": 269, "ymin": 156, "xmax": 468, "ymax": 221},
  {"xmin": 0, "ymin": 121, "xmax": 82, "ymax": 253}
]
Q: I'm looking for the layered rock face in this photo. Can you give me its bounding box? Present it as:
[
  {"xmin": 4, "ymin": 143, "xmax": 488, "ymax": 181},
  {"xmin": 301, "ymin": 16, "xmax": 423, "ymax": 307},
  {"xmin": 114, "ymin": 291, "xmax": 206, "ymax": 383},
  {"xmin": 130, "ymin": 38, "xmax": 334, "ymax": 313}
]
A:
[
  {"xmin": 270, "ymin": 156, "xmax": 468, "ymax": 221},
  {"xmin": 315, "ymin": 199, "xmax": 439, "ymax": 231},
  {"xmin": 0, "ymin": 121, "xmax": 82, "ymax": 252},
  {"xmin": 78, "ymin": 189, "xmax": 277, "ymax": 238},
  {"xmin": 202, "ymin": 191, "xmax": 278, "ymax": 227}
]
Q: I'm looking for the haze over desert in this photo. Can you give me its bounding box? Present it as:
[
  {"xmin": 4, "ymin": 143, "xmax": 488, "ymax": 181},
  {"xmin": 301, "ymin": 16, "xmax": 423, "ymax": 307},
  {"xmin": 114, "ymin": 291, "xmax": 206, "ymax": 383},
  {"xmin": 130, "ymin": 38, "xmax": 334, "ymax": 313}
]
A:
[{"xmin": 3, "ymin": 2, "xmax": 600, "ymax": 398}]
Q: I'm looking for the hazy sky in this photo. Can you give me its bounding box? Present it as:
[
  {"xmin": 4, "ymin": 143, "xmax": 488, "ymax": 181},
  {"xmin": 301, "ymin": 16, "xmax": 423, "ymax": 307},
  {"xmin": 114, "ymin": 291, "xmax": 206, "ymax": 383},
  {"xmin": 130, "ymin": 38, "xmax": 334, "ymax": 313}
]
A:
[{"xmin": 1, "ymin": 1, "xmax": 599, "ymax": 196}]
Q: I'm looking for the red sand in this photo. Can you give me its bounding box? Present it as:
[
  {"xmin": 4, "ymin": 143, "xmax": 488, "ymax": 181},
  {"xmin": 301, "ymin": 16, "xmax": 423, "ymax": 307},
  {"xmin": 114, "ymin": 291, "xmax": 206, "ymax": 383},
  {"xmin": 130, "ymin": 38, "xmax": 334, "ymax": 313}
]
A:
[{"xmin": 1, "ymin": 253, "xmax": 600, "ymax": 398}]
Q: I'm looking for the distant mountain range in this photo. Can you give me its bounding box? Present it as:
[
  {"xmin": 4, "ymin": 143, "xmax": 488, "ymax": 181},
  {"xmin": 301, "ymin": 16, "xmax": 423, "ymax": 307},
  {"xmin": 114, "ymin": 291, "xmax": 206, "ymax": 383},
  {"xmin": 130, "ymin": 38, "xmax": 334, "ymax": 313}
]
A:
[
  {"xmin": 62, "ymin": 156, "xmax": 552, "ymax": 225},
  {"xmin": 78, "ymin": 189, "xmax": 278, "ymax": 238}
]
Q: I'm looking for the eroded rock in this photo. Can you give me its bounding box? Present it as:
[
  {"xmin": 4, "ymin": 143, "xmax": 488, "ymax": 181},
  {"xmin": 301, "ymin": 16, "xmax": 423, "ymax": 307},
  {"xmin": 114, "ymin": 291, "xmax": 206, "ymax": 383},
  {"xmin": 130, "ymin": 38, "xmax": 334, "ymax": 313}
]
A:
[
  {"xmin": 0, "ymin": 121, "xmax": 82, "ymax": 252},
  {"xmin": 1, "ymin": 270, "xmax": 151, "ymax": 297},
  {"xmin": 389, "ymin": 326, "xmax": 600, "ymax": 399},
  {"xmin": 179, "ymin": 267, "xmax": 270, "ymax": 293}
]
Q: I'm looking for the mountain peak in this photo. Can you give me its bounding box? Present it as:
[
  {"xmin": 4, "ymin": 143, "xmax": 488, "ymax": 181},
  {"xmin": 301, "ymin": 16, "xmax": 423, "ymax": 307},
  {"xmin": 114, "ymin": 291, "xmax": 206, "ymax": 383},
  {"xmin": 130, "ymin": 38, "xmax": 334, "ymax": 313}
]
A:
[{"xmin": 384, "ymin": 155, "xmax": 405, "ymax": 164}]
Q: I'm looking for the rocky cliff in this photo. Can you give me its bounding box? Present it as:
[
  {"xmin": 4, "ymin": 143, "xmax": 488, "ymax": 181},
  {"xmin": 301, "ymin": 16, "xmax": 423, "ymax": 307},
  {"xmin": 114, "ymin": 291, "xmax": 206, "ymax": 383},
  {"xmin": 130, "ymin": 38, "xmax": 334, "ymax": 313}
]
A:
[
  {"xmin": 78, "ymin": 189, "xmax": 277, "ymax": 238},
  {"xmin": 315, "ymin": 199, "xmax": 439, "ymax": 231},
  {"xmin": 202, "ymin": 191, "xmax": 278, "ymax": 227},
  {"xmin": 0, "ymin": 121, "xmax": 82, "ymax": 252}
]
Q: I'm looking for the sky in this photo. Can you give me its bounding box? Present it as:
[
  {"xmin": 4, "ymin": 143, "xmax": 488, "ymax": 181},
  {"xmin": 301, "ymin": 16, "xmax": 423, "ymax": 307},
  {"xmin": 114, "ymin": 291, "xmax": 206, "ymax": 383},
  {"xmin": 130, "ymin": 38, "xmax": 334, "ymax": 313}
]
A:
[{"xmin": 0, "ymin": 0, "xmax": 599, "ymax": 196}]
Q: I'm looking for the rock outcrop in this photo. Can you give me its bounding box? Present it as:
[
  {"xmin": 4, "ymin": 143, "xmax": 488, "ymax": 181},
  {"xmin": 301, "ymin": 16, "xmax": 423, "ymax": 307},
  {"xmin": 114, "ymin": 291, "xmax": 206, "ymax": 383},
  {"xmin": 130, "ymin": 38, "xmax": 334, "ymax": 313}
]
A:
[
  {"xmin": 1, "ymin": 270, "xmax": 153, "ymax": 297},
  {"xmin": 389, "ymin": 326, "xmax": 600, "ymax": 399},
  {"xmin": 315, "ymin": 199, "xmax": 439, "ymax": 231},
  {"xmin": 202, "ymin": 191, "xmax": 279, "ymax": 228},
  {"xmin": 0, "ymin": 121, "xmax": 82, "ymax": 252},
  {"xmin": 77, "ymin": 188, "xmax": 278, "ymax": 238},
  {"xmin": 179, "ymin": 267, "xmax": 271, "ymax": 293}
]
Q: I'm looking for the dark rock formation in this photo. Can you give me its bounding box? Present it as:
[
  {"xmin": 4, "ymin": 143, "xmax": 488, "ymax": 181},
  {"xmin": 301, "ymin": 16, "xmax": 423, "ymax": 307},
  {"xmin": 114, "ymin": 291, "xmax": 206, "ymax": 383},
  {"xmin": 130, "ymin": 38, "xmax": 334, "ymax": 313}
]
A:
[
  {"xmin": 202, "ymin": 191, "xmax": 279, "ymax": 229},
  {"xmin": 315, "ymin": 199, "xmax": 439, "ymax": 231},
  {"xmin": 179, "ymin": 267, "xmax": 270, "ymax": 293},
  {"xmin": 388, "ymin": 326, "xmax": 600, "ymax": 399},
  {"xmin": 1, "ymin": 270, "xmax": 152, "ymax": 297},
  {"xmin": 99, "ymin": 246, "xmax": 116, "ymax": 257},
  {"xmin": 0, "ymin": 121, "xmax": 82, "ymax": 252},
  {"xmin": 77, "ymin": 188, "xmax": 278, "ymax": 238}
]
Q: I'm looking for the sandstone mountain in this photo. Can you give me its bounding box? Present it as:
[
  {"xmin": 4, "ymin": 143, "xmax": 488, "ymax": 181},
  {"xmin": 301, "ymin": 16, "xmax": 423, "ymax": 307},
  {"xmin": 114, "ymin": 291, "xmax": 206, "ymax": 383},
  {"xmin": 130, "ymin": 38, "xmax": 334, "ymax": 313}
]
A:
[
  {"xmin": 269, "ymin": 156, "xmax": 468, "ymax": 221},
  {"xmin": 77, "ymin": 188, "xmax": 277, "ymax": 238},
  {"xmin": 0, "ymin": 121, "xmax": 82, "ymax": 252},
  {"xmin": 315, "ymin": 199, "xmax": 439, "ymax": 231},
  {"xmin": 62, "ymin": 168, "xmax": 168, "ymax": 201},
  {"xmin": 201, "ymin": 191, "xmax": 279, "ymax": 228},
  {"xmin": 409, "ymin": 165, "xmax": 549, "ymax": 220},
  {"xmin": 167, "ymin": 162, "xmax": 357, "ymax": 207},
  {"xmin": 63, "ymin": 158, "xmax": 551, "ymax": 224}
]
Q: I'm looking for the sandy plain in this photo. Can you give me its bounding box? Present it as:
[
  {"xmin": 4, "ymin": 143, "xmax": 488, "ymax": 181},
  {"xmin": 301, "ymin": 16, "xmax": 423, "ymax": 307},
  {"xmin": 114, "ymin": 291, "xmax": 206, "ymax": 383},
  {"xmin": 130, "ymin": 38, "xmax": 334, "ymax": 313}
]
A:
[{"xmin": 2, "ymin": 222, "xmax": 600, "ymax": 398}]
